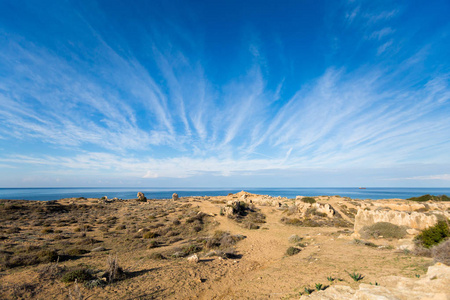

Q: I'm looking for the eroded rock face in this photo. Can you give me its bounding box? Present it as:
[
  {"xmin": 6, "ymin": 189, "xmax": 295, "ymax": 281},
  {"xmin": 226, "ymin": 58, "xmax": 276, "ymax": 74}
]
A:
[
  {"xmin": 300, "ymin": 263, "xmax": 450, "ymax": 299},
  {"xmin": 294, "ymin": 201, "xmax": 336, "ymax": 218},
  {"xmin": 354, "ymin": 209, "xmax": 448, "ymax": 234}
]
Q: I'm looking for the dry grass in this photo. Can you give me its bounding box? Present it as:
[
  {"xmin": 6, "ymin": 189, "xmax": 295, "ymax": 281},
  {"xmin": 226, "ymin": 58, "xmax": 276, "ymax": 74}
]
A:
[
  {"xmin": 431, "ymin": 239, "xmax": 450, "ymax": 265},
  {"xmin": 360, "ymin": 222, "xmax": 407, "ymax": 239}
]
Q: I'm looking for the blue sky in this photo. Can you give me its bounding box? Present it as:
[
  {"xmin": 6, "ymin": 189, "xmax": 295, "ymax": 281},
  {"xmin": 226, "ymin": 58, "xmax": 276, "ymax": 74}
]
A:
[{"xmin": 0, "ymin": 0, "xmax": 449, "ymax": 188}]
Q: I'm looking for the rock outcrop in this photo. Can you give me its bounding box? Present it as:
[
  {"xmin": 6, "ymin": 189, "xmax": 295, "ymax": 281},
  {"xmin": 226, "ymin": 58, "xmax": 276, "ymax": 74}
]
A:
[
  {"xmin": 172, "ymin": 193, "xmax": 179, "ymax": 201},
  {"xmin": 137, "ymin": 192, "xmax": 147, "ymax": 202},
  {"xmin": 294, "ymin": 201, "xmax": 336, "ymax": 218},
  {"xmin": 354, "ymin": 209, "xmax": 448, "ymax": 234},
  {"xmin": 300, "ymin": 263, "xmax": 450, "ymax": 299}
]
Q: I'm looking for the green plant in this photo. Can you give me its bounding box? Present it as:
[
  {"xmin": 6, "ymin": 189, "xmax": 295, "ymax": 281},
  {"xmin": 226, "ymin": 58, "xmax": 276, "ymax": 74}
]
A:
[
  {"xmin": 346, "ymin": 271, "xmax": 364, "ymax": 281},
  {"xmin": 414, "ymin": 220, "xmax": 450, "ymax": 248},
  {"xmin": 315, "ymin": 283, "xmax": 323, "ymax": 291},
  {"xmin": 303, "ymin": 287, "xmax": 314, "ymax": 295},
  {"xmin": 327, "ymin": 276, "xmax": 335, "ymax": 282},
  {"xmin": 286, "ymin": 246, "xmax": 301, "ymax": 256},
  {"xmin": 61, "ymin": 269, "xmax": 93, "ymax": 283},
  {"xmin": 407, "ymin": 194, "xmax": 450, "ymax": 202},
  {"xmin": 143, "ymin": 231, "xmax": 158, "ymax": 239},
  {"xmin": 301, "ymin": 197, "xmax": 316, "ymax": 204}
]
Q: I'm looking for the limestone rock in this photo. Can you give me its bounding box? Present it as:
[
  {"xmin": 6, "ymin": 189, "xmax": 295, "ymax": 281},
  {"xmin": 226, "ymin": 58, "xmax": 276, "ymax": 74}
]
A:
[
  {"xmin": 137, "ymin": 192, "xmax": 147, "ymax": 202},
  {"xmin": 354, "ymin": 209, "xmax": 448, "ymax": 234},
  {"xmin": 222, "ymin": 206, "xmax": 234, "ymax": 216},
  {"xmin": 172, "ymin": 193, "xmax": 179, "ymax": 200},
  {"xmin": 294, "ymin": 201, "xmax": 336, "ymax": 218},
  {"xmin": 187, "ymin": 254, "xmax": 199, "ymax": 263},
  {"xmin": 397, "ymin": 238, "xmax": 415, "ymax": 251},
  {"xmin": 300, "ymin": 263, "xmax": 450, "ymax": 300}
]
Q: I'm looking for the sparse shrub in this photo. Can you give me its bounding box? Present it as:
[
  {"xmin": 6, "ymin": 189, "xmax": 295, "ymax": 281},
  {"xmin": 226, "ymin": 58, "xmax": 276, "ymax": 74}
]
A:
[
  {"xmin": 85, "ymin": 279, "xmax": 106, "ymax": 289},
  {"xmin": 41, "ymin": 228, "xmax": 54, "ymax": 234},
  {"xmin": 148, "ymin": 240, "xmax": 159, "ymax": 249},
  {"xmin": 288, "ymin": 234, "xmax": 302, "ymax": 243},
  {"xmin": 149, "ymin": 252, "xmax": 165, "ymax": 260},
  {"xmin": 76, "ymin": 237, "xmax": 100, "ymax": 245},
  {"xmin": 286, "ymin": 247, "xmax": 301, "ymax": 256},
  {"xmin": 353, "ymin": 239, "xmax": 378, "ymax": 247},
  {"xmin": 37, "ymin": 249, "xmax": 59, "ymax": 263},
  {"xmin": 408, "ymin": 194, "xmax": 450, "ymax": 202},
  {"xmin": 143, "ymin": 231, "xmax": 158, "ymax": 239},
  {"xmin": 61, "ymin": 268, "xmax": 93, "ymax": 283},
  {"xmin": 243, "ymin": 222, "xmax": 260, "ymax": 230},
  {"xmin": 66, "ymin": 248, "xmax": 89, "ymax": 256},
  {"xmin": 360, "ymin": 222, "xmax": 407, "ymax": 239},
  {"xmin": 414, "ymin": 220, "xmax": 450, "ymax": 248},
  {"xmin": 281, "ymin": 217, "xmax": 302, "ymax": 225},
  {"xmin": 315, "ymin": 283, "xmax": 323, "ymax": 291},
  {"xmin": 431, "ymin": 239, "xmax": 450, "ymax": 265},
  {"xmin": 301, "ymin": 197, "xmax": 316, "ymax": 204},
  {"xmin": 205, "ymin": 231, "xmax": 245, "ymax": 250},
  {"xmin": 181, "ymin": 244, "xmax": 202, "ymax": 256},
  {"xmin": 104, "ymin": 254, "xmax": 126, "ymax": 283}
]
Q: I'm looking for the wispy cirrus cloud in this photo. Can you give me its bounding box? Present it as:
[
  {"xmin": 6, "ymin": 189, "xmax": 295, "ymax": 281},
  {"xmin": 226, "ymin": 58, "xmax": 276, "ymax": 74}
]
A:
[{"xmin": 0, "ymin": 1, "xmax": 449, "ymax": 187}]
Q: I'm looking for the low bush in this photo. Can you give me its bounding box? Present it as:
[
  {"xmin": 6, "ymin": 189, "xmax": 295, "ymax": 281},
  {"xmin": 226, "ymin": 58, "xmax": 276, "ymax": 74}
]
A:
[
  {"xmin": 66, "ymin": 248, "xmax": 89, "ymax": 256},
  {"xmin": 286, "ymin": 246, "xmax": 301, "ymax": 256},
  {"xmin": 360, "ymin": 222, "xmax": 407, "ymax": 239},
  {"xmin": 205, "ymin": 231, "xmax": 245, "ymax": 249},
  {"xmin": 301, "ymin": 197, "xmax": 316, "ymax": 204},
  {"xmin": 61, "ymin": 268, "xmax": 93, "ymax": 283},
  {"xmin": 288, "ymin": 234, "xmax": 302, "ymax": 243},
  {"xmin": 149, "ymin": 252, "xmax": 165, "ymax": 260},
  {"xmin": 414, "ymin": 220, "xmax": 450, "ymax": 248},
  {"xmin": 143, "ymin": 231, "xmax": 158, "ymax": 239},
  {"xmin": 407, "ymin": 194, "xmax": 450, "ymax": 202},
  {"xmin": 431, "ymin": 239, "xmax": 450, "ymax": 265}
]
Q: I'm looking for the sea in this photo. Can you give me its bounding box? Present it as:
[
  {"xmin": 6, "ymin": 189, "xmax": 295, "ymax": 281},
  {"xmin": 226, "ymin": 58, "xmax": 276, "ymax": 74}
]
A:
[{"xmin": 0, "ymin": 187, "xmax": 449, "ymax": 201}]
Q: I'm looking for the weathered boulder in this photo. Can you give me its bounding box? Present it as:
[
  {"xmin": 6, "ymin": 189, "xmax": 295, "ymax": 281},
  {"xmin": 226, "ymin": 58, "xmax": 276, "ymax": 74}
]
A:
[
  {"xmin": 354, "ymin": 209, "xmax": 448, "ymax": 234},
  {"xmin": 222, "ymin": 206, "xmax": 234, "ymax": 216},
  {"xmin": 172, "ymin": 193, "xmax": 179, "ymax": 201},
  {"xmin": 300, "ymin": 263, "xmax": 450, "ymax": 299},
  {"xmin": 137, "ymin": 192, "xmax": 147, "ymax": 202}
]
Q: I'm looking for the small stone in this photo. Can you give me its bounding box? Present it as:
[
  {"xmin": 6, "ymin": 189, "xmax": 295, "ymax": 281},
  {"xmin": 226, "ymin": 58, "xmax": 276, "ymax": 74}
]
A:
[
  {"xmin": 187, "ymin": 254, "xmax": 199, "ymax": 263},
  {"xmin": 91, "ymin": 246, "xmax": 106, "ymax": 252}
]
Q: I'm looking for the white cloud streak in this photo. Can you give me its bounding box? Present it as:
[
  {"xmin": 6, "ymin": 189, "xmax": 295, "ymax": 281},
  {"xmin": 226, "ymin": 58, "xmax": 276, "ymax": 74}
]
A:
[{"xmin": 0, "ymin": 2, "xmax": 449, "ymax": 184}]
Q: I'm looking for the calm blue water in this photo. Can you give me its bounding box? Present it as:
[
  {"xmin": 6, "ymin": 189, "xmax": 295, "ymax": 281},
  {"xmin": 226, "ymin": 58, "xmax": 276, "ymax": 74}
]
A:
[{"xmin": 0, "ymin": 187, "xmax": 449, "ymax": 201}]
